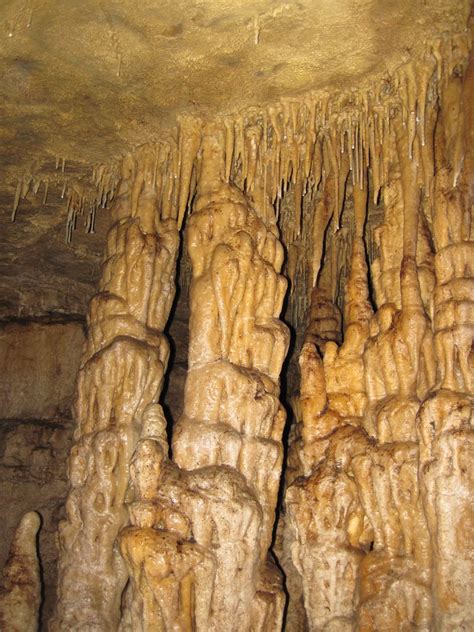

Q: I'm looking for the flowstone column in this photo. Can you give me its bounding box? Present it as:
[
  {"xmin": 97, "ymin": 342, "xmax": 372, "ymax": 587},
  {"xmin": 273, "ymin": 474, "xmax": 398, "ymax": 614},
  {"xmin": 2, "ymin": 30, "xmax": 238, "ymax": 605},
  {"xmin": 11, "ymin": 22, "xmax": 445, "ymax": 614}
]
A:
[
  {"xmin": 285, "ymin": 180, "xmax": 373, "ymax": 631},
  {"xmin": 285, "ymin": 124, "xmax": 437, "ymax": 630},
  {"xmin": 416, "ymin": 60, "xmax": 474, "ymax": 630},
  {"xmin": 170, "ymin": 125, "xmax": 290, "ymax": 630},
  {"xmin": 353, "ymin": 123, "xmax": 435, "ymax": 630},
  {"xmin": 51, "ymin": 148, "xmax": 179, "ymax": 631},
  {"xmin": 285, "ymin": 51, "xmax": 473, "ymax": 629}
]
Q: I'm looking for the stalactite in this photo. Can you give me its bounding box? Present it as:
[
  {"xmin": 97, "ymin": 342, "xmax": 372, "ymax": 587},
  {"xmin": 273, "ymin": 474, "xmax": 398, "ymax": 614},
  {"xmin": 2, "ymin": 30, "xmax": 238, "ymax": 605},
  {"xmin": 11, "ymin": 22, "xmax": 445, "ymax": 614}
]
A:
[
  {"xmin": 50, "ymin": 147, "xmax": 179, "ymax": 631},
  {"xmin": 8, "ymin": 32, "xmax": 466, "ymax": 307},
  {"xmin": 11, "ymin": 179, "xmax": 21, "ymax": 221},
  {"xmin": 177, "ymin": 117, "xmax": 202, "ymax": 229},
  {"xmin": 310, "ymin": 171, "xmax": 336, "ymax": 288}
]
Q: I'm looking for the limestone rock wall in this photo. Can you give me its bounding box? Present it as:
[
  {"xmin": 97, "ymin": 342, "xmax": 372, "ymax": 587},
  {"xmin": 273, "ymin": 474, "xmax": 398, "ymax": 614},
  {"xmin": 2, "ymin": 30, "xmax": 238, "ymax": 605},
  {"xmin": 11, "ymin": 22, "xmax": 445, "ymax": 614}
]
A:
[
  {"xmin": 0, "ymin": 419, "xmax": 71, "ymax": 626},
  {"xmin": 0, "ymin": 320, "xmax": 82, "ymax": 626},
  {"xmin": 0, "ymin": 321, "xmax": 85, "ymax": 419}
]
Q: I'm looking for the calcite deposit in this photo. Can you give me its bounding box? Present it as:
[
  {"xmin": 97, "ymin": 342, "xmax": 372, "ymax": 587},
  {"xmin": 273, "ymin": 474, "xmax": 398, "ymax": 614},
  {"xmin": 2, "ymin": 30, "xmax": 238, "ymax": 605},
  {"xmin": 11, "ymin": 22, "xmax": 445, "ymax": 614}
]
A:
[{"xmin": 0, "ymin": 2, "xmax": 473, "ymax": 632}]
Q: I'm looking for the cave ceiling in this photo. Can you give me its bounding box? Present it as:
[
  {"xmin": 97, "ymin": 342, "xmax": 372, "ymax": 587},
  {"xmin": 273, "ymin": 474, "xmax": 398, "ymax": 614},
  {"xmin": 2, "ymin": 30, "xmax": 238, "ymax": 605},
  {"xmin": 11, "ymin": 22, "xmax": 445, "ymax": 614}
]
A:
[{"xmin": 0, "ymin": 0, "xmax": 469, "ymax": 318}]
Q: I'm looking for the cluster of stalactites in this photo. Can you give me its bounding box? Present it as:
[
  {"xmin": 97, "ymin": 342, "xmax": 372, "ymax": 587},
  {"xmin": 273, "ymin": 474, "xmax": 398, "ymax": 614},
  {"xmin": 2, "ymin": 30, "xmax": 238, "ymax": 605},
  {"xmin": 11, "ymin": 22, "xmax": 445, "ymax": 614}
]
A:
[
  {"xmin": 10, "ymin": 33, "xmax": 470, "ymax": 324},
  {"xmin": 109, "ymin": 33, "xmax": 471, "ymax": 323}
]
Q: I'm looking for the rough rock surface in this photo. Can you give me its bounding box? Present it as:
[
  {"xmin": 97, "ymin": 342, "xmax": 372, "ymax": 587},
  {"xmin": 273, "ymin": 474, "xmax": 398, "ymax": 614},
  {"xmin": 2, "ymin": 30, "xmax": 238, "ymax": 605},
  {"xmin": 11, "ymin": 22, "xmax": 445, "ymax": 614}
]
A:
[
  {"xmin": 0, "ymin": 320, "xmax": 84, "ymax": 625},
  {"xmin": 0, "ymin": 2, "xmax": 469, "ymax": 327},
  {"xmin": 0, "ymin": 321, "xmax": 85, "ymax": 418},
  {"xmin": 0, "ymin": 511, "xmax": 41, "ymax": 632},
  {"xmin": 1, "ymin": 0, "xmax": 467, "ymax": 178}
]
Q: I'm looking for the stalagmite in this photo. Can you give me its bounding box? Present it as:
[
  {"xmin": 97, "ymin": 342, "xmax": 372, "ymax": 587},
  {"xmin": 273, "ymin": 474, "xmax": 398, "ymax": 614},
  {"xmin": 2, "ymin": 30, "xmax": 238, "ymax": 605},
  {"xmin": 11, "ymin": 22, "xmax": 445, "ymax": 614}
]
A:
[
  {"xmin": 50, "ymin": 148, "xmax": 179, "ymax": 631},
  {"xmin": 0, "ymin": 512, "xmax": 41, "ymax": 632},
  {"xmin": 118, "ymin": 425, "xmax": 217, "ymax": 632},
  {"xmin": 286, "ymin": 174, "xmax": 373, "ymax": 631}
]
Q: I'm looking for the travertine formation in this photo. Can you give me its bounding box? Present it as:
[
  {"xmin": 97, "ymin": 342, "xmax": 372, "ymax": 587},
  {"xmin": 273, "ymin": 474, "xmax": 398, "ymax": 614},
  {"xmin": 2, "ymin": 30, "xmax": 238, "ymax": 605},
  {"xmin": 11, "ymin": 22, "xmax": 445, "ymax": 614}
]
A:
[
  {"xmin": 0, "ymin": 15, "xmax": 472, "ymax": 632},
  {"xmin": 285, "ymin": 40, "xmax": 473, "ymax": 632},
  {"xmin": 50, "ymin": 148, "xmax": 179, "ymax": 630}
]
